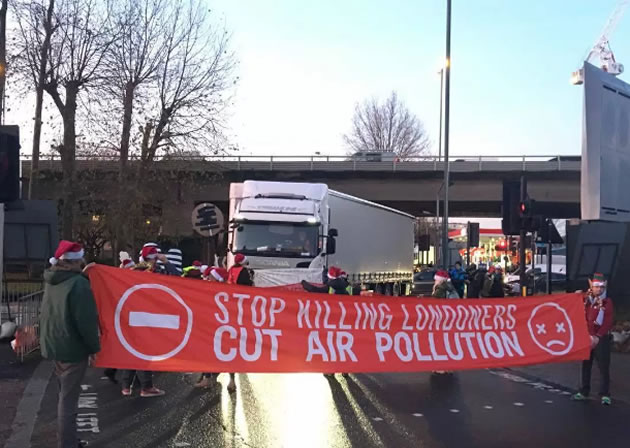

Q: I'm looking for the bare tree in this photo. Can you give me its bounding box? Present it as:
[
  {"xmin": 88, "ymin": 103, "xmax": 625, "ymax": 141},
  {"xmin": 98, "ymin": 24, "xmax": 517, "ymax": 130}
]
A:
[
  {"xmin": 13, "ymin": 0, "xmax": 57, "ymax": 198},
  {"xmin": 344, "ymin": 91, "xmax": 431, "ymax": 160},
  {"xmin": 41, "ymin": 0, "xmax": 115, "ymax": 238},
  {"xmin": 137, "ymin": 0, "xmax": 235, "ymax": 166}
]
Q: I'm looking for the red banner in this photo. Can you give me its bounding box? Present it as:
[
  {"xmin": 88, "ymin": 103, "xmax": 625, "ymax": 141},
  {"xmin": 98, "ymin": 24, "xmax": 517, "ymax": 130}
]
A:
[{"xmin": 88, "ymin": 265, "xmax": 591, "ymax": 373}]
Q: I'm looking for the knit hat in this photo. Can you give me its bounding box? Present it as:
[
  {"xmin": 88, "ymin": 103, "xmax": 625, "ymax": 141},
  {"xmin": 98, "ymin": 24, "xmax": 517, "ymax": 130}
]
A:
[
  {"xmin": 205, "ymin": 266, "xmax": 228, "ymax": 282},
  {"xmin": 49, "ymin": 241, "xmax": 84, "ymax": 265},
  {"xmin": 234, "ymin": 254, "xmax": 248, "ymax": 266},
  {"xmin": 141, "ymin": 246, "xmax": 159, "ymax": 261},
  {"xmin": 139, "ymin": 242, "xmax": 161, "ymax": 263},
  {"xmin": 434, "ymin": 270, "xmax": 449, "ymax": 282},
  {"xmin": 166, "ymin": 248, "xmax": 183, "ymax": 274},
  {"xmin": 328, "ymin": 266, "xmax": 343, "ymax": 279},
  {"xmin": 592, "ymin": 272, "xmax": 606, "ymax": 287}
]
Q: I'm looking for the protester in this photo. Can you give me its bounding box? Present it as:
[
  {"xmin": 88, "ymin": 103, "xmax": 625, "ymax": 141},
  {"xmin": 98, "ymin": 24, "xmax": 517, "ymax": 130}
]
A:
[
  {"xmin": 103, "ymin": 251, "xmax": 137, "ymax": 384},
  {"xmin": 223, "ymin": 255, "xmax": 255, "ymax": 392},
  {"xmin": 40, "ymin": 241, "xmax": 100, "ymax": 448},
  {"xmin": 121, "ymin": 245, "xmax": 177, "ymax": 397},
  {"xmin": 195, "ymin": 266, "xmax": 231, "ymax": 389},
  {"xmin": 432, "ymin": 270, "xmax": 459, "ymax": 298},
  {"xmin": 166, "ymin": 248, "xmax": 184, "ymax": 275},
  {"xmin": 228, "ymin": 254, "xmax": 253, "ymax": 286},
  {"xmin": 301, "ymin": 266, "xmax": 358, "ymax": 295},
  {"xmin": 118, "ymin": 251, "xmax": 135, "ymax": 269},
  {"xmin": 468, "ymin": 264, "xmax": 486, "ymax": 298},
  {"xmin": 182, "ymin": 260, "xmax": 204, "ymax": 279},
  {"xmin": 449, "ymin": 261, "xmax": 467, "ymax": 298},
  {"xmin": 489, "ymin": 266, "xmax": 505, "ymax": 298},
  {"xmin": 572, "ymin": 273, "xmax": 614, "ymax": 405}
]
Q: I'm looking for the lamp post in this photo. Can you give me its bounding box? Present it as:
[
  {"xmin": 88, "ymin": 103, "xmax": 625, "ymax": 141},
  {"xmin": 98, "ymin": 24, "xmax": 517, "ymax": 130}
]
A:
[
  {"xmin": 438, "ymin": 68, "xmax": 444, "ymax": 162},
  {"xmin": 440, "ymin": 0, "xmax": 452, "ymax": 270}
]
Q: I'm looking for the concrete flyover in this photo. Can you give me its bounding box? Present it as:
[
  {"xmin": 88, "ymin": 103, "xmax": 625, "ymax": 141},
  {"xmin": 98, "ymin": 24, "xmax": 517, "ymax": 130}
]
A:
[{"xmin": 22, "ymin": 155, "xmax": 581, "ymax": 232}]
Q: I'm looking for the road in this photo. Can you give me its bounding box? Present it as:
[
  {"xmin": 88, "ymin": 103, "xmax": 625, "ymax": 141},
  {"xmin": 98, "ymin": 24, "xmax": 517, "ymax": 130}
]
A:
[{"xmin": 29, "ymin": 365, "xmax": 630, "ymax": 448}]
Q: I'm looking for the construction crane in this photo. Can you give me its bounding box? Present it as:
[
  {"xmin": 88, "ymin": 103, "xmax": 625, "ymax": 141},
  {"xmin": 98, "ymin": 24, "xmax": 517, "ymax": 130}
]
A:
[{"xmin": 571, "ymin": 0, "xmax": 629, "ymax": 85}]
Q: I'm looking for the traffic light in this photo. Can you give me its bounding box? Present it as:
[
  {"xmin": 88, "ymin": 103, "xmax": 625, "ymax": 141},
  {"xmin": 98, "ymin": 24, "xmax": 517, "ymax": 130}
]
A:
[
  {"xmin": 519, "ymin": 198, "xmax": 541, "ymax": 232},
  {"xmin": 501, "ymin": 181, "xmax": 521, "ymax": 235},
  {"xmin": 494, "ymin": 239, "xmax": 507, "ymax": 252},
  {"xmin": 0, "ymin": 126, "xmax": 20, "ymax": 203},
  {"xmin": 467, "ymin": 222, "xmax": 480, "ymax": 247},
  {"xmin": 509, "ymin": 236, "xmax": 518, "ymax": 255}
]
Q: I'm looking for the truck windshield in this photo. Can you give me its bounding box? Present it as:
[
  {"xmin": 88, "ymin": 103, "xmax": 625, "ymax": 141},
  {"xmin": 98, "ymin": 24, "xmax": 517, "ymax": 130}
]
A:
[{"xmin": 233, "ymin": 223, "xmax": 319, "ymax": 257}]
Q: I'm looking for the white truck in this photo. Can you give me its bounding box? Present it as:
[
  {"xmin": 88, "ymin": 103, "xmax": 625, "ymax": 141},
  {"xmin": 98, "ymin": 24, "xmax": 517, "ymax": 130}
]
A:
[{"xmin": 227, "ymin": 180, "xmax": 414, "ymax": 295}]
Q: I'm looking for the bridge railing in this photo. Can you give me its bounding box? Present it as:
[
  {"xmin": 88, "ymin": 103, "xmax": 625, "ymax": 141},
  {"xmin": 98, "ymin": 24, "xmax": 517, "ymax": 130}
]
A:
[{"xmin": 19, "ymin": 154, "xmax": 580, "ymax": 172}]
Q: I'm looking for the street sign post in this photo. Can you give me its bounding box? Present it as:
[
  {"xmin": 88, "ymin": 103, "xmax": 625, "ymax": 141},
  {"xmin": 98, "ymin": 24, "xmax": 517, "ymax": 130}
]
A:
[{"xmin": 191, "ymin": 203, "xmax": 224, "ymax": 265}]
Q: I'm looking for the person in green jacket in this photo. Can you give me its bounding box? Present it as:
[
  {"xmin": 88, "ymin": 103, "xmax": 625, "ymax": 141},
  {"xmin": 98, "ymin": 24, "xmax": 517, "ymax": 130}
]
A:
[{"xmin": 40, "ymin": 241, "xmax": 100, "ymax": 448}]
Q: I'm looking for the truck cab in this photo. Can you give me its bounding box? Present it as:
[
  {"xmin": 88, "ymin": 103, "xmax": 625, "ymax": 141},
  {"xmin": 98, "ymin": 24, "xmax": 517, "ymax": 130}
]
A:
[{"xmin": 228, "ymin": 181, "xmax": 332, "ymax": 271}]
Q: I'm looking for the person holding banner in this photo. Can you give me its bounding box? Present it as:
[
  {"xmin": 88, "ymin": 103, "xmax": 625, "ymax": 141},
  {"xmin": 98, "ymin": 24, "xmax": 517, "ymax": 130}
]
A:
[
  {"xmin": 572, "ymin": 273, "xmax": 614, "ymax": 406},
  {"xmin": 196, "ymin": 266, "xmax": 233, "ymax": 390},
  {"xmin": 301, "ymin": 266, "xmax": 357, "ymax": 295},
  {"xmin": 120, "ymin": 245, "xmax": 176, "ymax": 398},
  {"xmin": 40, "ymin": 241, "xmax": 100, "ymax": 448},
  {"xmin": 228, "ymin": 254, "xmax": 254, "ymax": 286},
  {"xmin": 432, "ymin": 270, "xmax": 459, "ymax": 299}
]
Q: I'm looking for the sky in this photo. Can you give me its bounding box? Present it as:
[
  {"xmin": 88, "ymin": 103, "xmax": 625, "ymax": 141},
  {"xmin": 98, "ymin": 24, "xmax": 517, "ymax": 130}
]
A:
[{"xmin": 209, "ymin": 0, "xmax": 628, "ymax": 157}]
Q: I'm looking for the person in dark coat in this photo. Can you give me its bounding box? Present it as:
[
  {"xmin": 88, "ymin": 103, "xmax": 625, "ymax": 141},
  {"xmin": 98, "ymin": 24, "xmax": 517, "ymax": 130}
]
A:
[
  {"xmin": 302, "ymin": 266, "xmax": 361, "ymax": 295},
  {"xmin": 468, "ymin": 264, "xmax": 487, "ymax": 298},
  {"xmin": 40, "ymin": 241, "xmax": 100, "ymax": 448}
]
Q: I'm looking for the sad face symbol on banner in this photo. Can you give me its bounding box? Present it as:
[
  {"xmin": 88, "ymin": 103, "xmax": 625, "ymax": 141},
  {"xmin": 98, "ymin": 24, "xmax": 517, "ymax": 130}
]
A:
[{"xmin": 527, "ymin": 302, "xmax": 574, "ymax": 356}]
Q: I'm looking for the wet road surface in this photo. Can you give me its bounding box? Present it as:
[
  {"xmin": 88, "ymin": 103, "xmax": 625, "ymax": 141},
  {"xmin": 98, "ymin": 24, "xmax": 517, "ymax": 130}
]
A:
[{"xmin": 32, "ymin": 366, "xmax": 630, "ymax": 448}]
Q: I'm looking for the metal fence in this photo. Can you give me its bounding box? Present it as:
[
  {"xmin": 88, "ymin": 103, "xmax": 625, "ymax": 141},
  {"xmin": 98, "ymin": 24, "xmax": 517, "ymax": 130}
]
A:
[
  {"xmin": 20, "ymin": 153, "xmax": 582, "ymax": 173},
  {"xmin": 2, "ymin": 282, "xmax": 44, "ymax": 362}
]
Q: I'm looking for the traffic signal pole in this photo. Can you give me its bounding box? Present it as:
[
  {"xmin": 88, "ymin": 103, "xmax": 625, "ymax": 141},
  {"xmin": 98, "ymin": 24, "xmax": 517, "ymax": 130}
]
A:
[{"xmin": 519, "ymin": 176, "xmax": 527, "ymax": 296}]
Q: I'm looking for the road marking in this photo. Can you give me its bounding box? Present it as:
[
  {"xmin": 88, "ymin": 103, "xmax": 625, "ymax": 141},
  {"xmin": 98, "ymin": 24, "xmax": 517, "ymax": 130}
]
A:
[
  {"xmin": 175, "ymin": 443, "xmax": 191, "ymax": 447},
  {"xmin": 412, "ymin": 413, "xmax": 424, "ymax": 417},
  {"xmin": 372, "ymin": 417, "xmax": 384, "ymax": 422},
  {"xmin": 128, "ymin": 311, "xmax": 180, "ymax": 329},
  {"xmin": 513, "ymin": 402, "xmax": 525, "ymax": 407},
  {"xmin": 545, "ymin": 400, "xmax": 553, "ymax": 404},
  {"xmin": 561, "ymin": 391, "xmax": 571, "ymax": 395},
  {"xmin": 5, "ymin": 360, "xmax": 54, "ymax": 448},
  {"xmin": 483, "ymin": 405, "xmax": 493, "ymax": 410},
  {"xmin": 449, "ymin": 409, "xmax": 460, "ymax": 413}
]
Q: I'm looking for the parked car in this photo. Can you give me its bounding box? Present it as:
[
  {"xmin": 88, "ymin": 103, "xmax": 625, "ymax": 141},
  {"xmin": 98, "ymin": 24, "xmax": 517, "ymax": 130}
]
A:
[
  {"xmin": 412, "ymin": 270, "xmax": 436, "ymax": 296},
  {"xmin": 505, "ymin": 268, "xmax": 566, "ymax": 296}
]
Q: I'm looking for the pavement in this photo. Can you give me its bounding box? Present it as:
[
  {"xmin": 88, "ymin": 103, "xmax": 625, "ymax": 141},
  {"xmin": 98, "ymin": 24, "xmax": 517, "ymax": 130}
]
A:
[
  {"xmin": 0, "ymin": 341, "xmax": 40, "ymax": 448},
  {"xmin": 22, "ymin": 364, "xmax": 630, "ymax": 448}
]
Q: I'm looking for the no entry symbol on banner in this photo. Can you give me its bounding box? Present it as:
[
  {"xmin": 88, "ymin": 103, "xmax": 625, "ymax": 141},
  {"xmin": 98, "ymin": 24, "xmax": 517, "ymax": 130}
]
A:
[{"xmin": 114, "ymin": 283, "xmax": 193, "ymax": 361}]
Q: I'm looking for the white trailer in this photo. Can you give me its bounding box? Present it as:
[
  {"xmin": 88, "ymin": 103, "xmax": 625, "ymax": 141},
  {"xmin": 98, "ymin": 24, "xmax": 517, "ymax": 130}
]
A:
[{"xmin": 228, "ymin": 180, "xmax": 414, "ymax": 295}]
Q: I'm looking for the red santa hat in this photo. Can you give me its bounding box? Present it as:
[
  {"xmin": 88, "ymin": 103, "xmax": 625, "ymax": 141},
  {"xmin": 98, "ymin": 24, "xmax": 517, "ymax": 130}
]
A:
[
  {"xmin": 192, "ymin": 260, "xmax": 202, "ymax": 268},
  {"xmin": 434, "ymin": 270, "xmax": 449, "ymax": 282},
  {"xmin": 141, "ymin": 245, "xmax": 159, "ymax": 261},
  {"xmin": 234, "ymin": 254, "xmax": 248, "ymax": 266},
  {"xmin": 49, "ymin": 240, "xmax": 84, "ymax": 266},
  {"xmin": 205, "ymin": 266, "xmax": 228, "ymax": 282},
  {"xmin": 328, "ymin": 266, "xmax": 343, "ymax": 279},
  {"xmin": 120, "ymin": 259, "xmax": 135, "ymax": 269}
]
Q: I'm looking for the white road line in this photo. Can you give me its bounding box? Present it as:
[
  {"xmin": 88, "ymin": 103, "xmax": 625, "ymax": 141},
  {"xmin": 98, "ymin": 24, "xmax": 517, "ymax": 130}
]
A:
[
  {"xmin": 483, "ymin": 405, "xmax": 493, "ymax": 410},
  {"xmin": 513, "ymin": 402, "xmax": 525, "ymax": 407},
  {"xmin": 5, "ymin": 360, "xmax": 54, "ymax": 448},
  {"xmin": 129, "ymin": 311, "xmax": 180, "ymax": 329},
  {"xmin": 412, "ymin": 413, "xmax": 424, "ymax": 417},
  {"xmin": 544, "ymin": 400, "xmax": 553, "ymax": 404},
  {"xmin": 372, "ymin": 417, "xmax": 384, "ymax": 422},
  {"xmin": 449, "ymin": 409, "xmax": 460, "ymax": 413}
]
